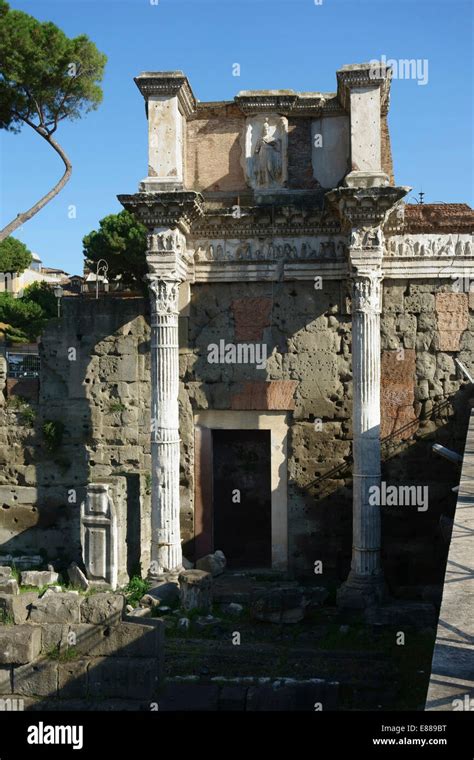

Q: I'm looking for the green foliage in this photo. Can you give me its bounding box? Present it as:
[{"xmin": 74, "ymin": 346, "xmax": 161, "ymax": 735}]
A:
[
  {"xmin": 47, "ymin": 645, "xmax": 79, "ymax": 662},
  {"xmin": 0, "ymin": 609, "xmax": 14, "ymax": 625},
  {"xmin": 83, "ymin": 211, "xmax": 148, "ymax": 290},
  {"xmin": 5, "ymin": 395, "xmax": 36, "ymax": 428},
  {"xmin": 0, "ymin": 281, "xmax": 58, "ymax": 342},
  {"xmin": 0, "ymin": 3, "xmax": 106, "ymax": 134},
  {"xmin": 23, "ymin": 281, "xmax": 57, "ymax": 318},
  {"xmin": 42, "ymin": 419, "xmax": 64, "ymax": 452},
  {"xmin": 0, "ymin": 236, "xmax": 32, "ymax": 273},
  {"xmin": 0, "ymin": 292, "xmax": 46, "ymax": 341},
  {"xmin": 123, "ymin": 575, "xmax": 150, "ymax": 608},
  {"xmin": 109, "ymin": 401, "xmax": 126, "ymax": 413}
]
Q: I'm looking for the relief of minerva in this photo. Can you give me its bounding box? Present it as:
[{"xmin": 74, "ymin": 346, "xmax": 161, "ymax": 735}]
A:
[{"xmin": 254, "ymin": 118, "xmax": 282, "ymax": 186}]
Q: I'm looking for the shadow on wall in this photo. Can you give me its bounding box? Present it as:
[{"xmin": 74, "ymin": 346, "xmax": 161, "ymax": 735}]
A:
[
  {"xmin": 0, "ymin": 296, "xmax": 151, "ymax": 579},
  {"xmin": 295, "ymin": 388, "xmax": 471, "ymax": 593}
]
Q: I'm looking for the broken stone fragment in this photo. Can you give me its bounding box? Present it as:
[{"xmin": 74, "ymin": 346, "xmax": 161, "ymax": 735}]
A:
[
  {"xmin": 20, "ymin": 570, "xmax": 59, "ymax": 588},
  {"xmin": 250, "ymin": 587, "xmax": 308, "ymax": 624},
  {"xmin": 141, "ymin": 581, "xmax": 179, "ymax": 607},
  {"xmin": 179, "ymin": 569, "xmax": 212, "ymax": 613},
  {"xmin": 67, "ymin": 562, "xmax": 89, "ymax": 591},
  {"xmin": 221, "ymin": 602, "xmax": 243, "ymax": 618},
  {"xmin": 196, "ymin": 550, "xmax": 226, "ymax": 577},
  {"xmin": 0, "ymin": 566, "xmax": 12, "ymax": 580}
]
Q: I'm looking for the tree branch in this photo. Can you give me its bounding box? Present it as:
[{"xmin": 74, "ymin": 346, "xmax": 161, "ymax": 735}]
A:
[{"xmin": 0, "ymin": 120, "xmax": 72, "ymax": 242}]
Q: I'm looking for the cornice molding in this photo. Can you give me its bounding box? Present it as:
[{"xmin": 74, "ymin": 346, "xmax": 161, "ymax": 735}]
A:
[
  {"xmin": 337, "ymin": 63, "xmax": 392, "ymax": 114},
  {"xmin": 134, "ymin": 72, "xmax": 197, "ymax": 117}
]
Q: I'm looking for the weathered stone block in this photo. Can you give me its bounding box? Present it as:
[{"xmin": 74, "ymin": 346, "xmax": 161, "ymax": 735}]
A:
[
  {"xmin": 20, "ymin": 570, "xmax": 59, "ymax": 588},
  {"xmin": 58, "ymin": 659, "xmax": 88, "ymax": 698},
  {"xmin": 0, "ymin": 666, "xmax": 11, "ymax": 694},
  {"xmin": 29, "ymin": 592, "xmax": 83, "ymax": 624},
  {"xmin": 14, "ymin": 661, "xmax": 58, "ymax": 697},
  {"xmin": 230, "ymin": 381, "xmax": 297, "ymax": 411},
  {"xmin": 67, "ymin": 563, "xmax": 89, "ymax": 591},
  {"xmin": 250, "ymin": 588, "xmax": 308, "ymax": 624},
  {"xmin": 80, "ymin": 593, "xmax": 124, "ymax": 625},
  {"xmin": 142, "ymin": 582, "xmax": 179, "ymax": 607},
  {"xmin": 0, "ymin": 567, "xmax": 11, "ymax": 580},
  {"xmin": 404, "ymin": 293, "xmax": 435, "ymax": 313},
  {"xmin": 88, "ymin": 657, "xmax": 160, "ymax": 699},
  {"xmin": 196, "ymin": 550, "xmax": 226, "ymax": 577},
  {"xmin": 0, "ymin": 625, "xmax": 41, "ymax": 664},
  {"xmin": 0, "ymin": 592, "xmax": 39, "ymax": 624},
  {"xmin": 0, "ymin": 580, "xmax": 18, "ymax": 595},
  {"xmin": 179, "ymin": 570, "xmax": 212, "ymax": 613}
]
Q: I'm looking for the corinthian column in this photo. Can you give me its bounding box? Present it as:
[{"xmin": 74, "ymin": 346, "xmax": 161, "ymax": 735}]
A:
[
  {"xmin": 145, "ymin": 227, "xmax": 189, "ymax": 581},
  {"xmin": 337, "ymin": 229, "xmax": 385, "ymax": 608}
]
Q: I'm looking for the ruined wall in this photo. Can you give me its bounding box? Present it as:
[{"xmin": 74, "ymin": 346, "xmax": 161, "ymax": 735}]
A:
[
  {"xmin": 0, "ymin": 298, "xmax": 153, "ymax": 576},
  {"xmin": 0, "ymin": 278, "xmax": 472, "ymax": 588}
]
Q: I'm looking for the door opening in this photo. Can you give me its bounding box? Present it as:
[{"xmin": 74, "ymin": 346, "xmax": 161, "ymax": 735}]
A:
[{"xmin": 212, "ymin": 428, "xmax": 271, "ymax": 568}]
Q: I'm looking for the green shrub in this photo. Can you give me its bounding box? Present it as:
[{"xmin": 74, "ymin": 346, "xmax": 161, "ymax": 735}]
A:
[{"xmin": 42, "ymin": 419, "xmax": 64, "ymax": 452}]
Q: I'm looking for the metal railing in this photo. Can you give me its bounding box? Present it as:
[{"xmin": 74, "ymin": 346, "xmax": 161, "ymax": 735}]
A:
[{"xmin": 6, "ymin": 352, "xmax": 40, "ymax": 379}]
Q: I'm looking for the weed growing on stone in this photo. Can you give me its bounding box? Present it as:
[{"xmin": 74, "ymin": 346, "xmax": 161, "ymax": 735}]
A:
[
  {"xmin": 0, "ymin": 609, "xmax": 14, "ymax": 625},
  {"xmin": 108, "ymin": 401, "xmax": 127, "ymax": 413},
  {"xmin": 46, "ymin": 645, "xmax": 79, "ymax": 662},
  {"xmin": 123, "ymin": 575, "xmax": 149, "ymax": 607}
]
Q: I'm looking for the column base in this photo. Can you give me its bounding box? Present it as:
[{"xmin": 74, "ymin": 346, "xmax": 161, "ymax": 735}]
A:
[
  {"xmin": 148, "ymin": 567, "xmax": 184, "ymax": 585},
  {"xmin": 337, "ymin": 571, "xmax": 387, "ymax": 609}
]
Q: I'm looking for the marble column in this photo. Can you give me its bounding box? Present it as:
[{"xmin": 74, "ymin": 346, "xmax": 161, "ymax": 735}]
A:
[
  {"xmin": 337, "ymin": 234, "xmax": 386, "ymax": 608},
  {"xmin": 147, "ymin": 272, "xmax": 183, "ymax": 580}
]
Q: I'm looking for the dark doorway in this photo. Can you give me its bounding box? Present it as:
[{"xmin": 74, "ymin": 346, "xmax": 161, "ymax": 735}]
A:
[{"xmin": 212, "ymin": 429, "xmax": 271, "ymax": 568}]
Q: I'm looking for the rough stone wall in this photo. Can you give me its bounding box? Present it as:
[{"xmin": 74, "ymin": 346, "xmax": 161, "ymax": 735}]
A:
[
  {"xmin": 0, "ymin": 278, "xmax": 472, "ymax": 587},
  {"xmin": 0, "ymin": 298, "xmax": 153, "ymax": 577},
  {"xmin": 380, "ymin": 280, "xmax": 473, "ymax": 590}
]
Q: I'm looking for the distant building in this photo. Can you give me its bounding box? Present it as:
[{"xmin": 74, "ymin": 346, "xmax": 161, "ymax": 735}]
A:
[{"xmin": 0, "ymin": 252, "xmax": 70, "ymax": 296}]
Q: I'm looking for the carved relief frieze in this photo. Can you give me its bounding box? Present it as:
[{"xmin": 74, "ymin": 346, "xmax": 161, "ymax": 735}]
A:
[
  {"xmin": 193, "ymin": 236, "xmax": 348, "ymax": 262},
  {"xmin": 385, "ymin": 234, "xmax": 473, "ymax": 258}
]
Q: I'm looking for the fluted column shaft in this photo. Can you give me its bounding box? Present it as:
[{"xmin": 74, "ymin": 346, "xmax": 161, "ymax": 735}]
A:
[
  {"xmin": 351, "ymin": 268, "xmax": 382, "ymax": 577},
  {"xmin": 337, "ymin": 231, "xmax": 386, "ymax": 608},
  {"xmin": 148, "ymin": 274, "xmax": 182, "ymax": 578}
]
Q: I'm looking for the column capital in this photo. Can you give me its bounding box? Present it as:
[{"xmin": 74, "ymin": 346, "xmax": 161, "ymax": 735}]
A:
[
  {"xmin": 146, "ymin": 276, "xmax": 180, "ymax": 315},
  {"xmin": 351, "ymin": 267, "xmax": 383, "ymax": 315},
  {"xmin": 118, "ymin": 191, "xmax": 204, "ymax": 234},
  {"xmin": 326, "ymin": 186, "xmax": 410, "ymax": 231}
]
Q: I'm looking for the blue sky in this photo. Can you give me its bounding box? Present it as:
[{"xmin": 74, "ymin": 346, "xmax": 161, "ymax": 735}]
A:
[{"xmin": 0, "ymin": 0, "xmax": 472, "ymax": 274}]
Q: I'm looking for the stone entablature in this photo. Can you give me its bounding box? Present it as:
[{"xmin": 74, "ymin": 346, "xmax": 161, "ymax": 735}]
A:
[
  {"xmin": 193, "ymin": 236, "xmax": 348, "ymax": 262},
  {"xmin": 385, "ymin": 234, "xmax": 473, "ymax": 258}
]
